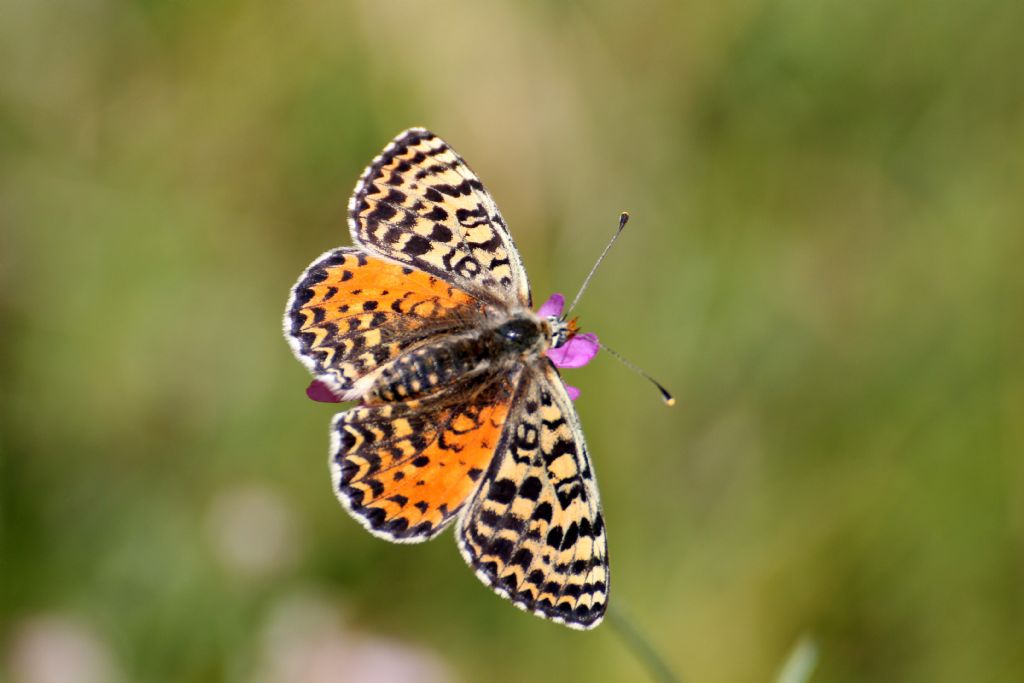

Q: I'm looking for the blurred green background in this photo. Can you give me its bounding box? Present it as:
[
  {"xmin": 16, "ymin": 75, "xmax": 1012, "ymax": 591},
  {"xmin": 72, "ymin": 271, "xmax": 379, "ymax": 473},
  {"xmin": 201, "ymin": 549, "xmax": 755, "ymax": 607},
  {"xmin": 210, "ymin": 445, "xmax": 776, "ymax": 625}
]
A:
[{"xmin": 2, "ymin": 1, "xmax": 1022, "ymax": 681}]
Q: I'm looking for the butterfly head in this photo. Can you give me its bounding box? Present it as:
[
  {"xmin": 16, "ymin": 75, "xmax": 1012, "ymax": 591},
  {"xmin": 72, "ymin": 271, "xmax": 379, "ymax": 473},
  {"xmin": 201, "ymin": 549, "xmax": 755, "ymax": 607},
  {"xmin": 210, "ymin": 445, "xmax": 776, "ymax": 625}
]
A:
[
  {"xmin": 494, "ymin": 315, "xmax": 546, "ymax": 355},
  {"xmin": 546, "ymin": 315, "xmax": 578, "ymax": 349}
]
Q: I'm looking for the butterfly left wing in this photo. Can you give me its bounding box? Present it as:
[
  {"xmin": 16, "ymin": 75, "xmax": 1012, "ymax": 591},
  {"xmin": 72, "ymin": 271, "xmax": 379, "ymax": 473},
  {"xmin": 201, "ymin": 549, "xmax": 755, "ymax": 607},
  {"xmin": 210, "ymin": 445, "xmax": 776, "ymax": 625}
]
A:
[
  {"xmin": 285, "ymin": 247, "xmax": 486, "ymax": 400},
  {"xmin": 331, "ymin": 371, "xmax": 521, "ymax": 542},
  {"xmin": 348, "ymin": 128, "xmax": 531, "ymax": 308},
  {"xmin": 456, "ymin": 363, "xmax": 608, "ymax": 629}
]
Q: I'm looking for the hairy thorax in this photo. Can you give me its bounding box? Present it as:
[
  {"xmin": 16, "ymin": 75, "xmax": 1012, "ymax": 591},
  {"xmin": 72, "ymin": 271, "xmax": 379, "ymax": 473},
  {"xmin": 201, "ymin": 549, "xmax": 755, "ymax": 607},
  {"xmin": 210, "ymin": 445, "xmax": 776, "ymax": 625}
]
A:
[{"xmin": 367, "ymin": 310, "xmax": 551, "ymax": 404}]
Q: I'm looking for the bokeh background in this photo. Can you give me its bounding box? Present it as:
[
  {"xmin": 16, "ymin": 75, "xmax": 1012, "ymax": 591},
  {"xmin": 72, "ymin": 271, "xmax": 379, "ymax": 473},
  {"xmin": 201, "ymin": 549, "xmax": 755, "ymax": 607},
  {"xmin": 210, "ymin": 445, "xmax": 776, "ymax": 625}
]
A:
[{"xmin": 2, "ymin": 1, "xmax": 1022, "ymax": 682}]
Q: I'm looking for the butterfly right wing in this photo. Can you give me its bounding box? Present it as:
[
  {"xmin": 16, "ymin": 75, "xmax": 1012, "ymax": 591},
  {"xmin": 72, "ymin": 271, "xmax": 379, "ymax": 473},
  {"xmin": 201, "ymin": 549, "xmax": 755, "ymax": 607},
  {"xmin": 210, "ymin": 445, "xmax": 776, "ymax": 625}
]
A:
[
  {"xmin": 456, "ymin": 362, "xmax": 608, "ymax": 629},
  {"xmin": 284, "ymin": 247, "xmax": 485, "ymax": 399},
  {"xmin": 348, "ymin": 128, "xmax": 531, "ymax": 308}
]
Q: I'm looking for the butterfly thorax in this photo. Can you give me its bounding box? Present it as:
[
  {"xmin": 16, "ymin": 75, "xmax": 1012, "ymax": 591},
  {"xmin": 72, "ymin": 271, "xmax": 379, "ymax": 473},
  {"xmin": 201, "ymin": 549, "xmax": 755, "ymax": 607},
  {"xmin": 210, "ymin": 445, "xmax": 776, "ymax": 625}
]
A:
[{"xmin": 367, "ymin": 310, "xmax": 552, "ymax": 404}]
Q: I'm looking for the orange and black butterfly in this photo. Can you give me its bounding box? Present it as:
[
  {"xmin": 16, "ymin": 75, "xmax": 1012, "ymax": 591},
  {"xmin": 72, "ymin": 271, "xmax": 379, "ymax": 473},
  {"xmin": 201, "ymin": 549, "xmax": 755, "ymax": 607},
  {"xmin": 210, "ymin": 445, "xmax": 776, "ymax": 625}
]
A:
[{"xmin": 284, "ymin": 128, "xmax": 609, "ymax": 629}]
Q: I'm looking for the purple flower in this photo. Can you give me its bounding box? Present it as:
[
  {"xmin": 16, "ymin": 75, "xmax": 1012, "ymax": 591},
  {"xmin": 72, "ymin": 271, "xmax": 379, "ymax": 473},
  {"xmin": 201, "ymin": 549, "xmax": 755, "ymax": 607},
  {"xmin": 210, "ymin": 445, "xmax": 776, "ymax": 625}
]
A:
[
  {"xmin": 536, "ymin": 293, "xmax": 566, "ymax": 319},
  {"xmin": 537, "ymin": 292, "xmax": 599, "ymax": 400},
  {"xmin": 547, "ymin": 332, "xmax": 599, "ymax": 369},
  {"xmin": 562, "ymin": 384, "xmax": 581, "ymax": 401},
  {"xmin": 307, "ymin": 380, "xmax": 343, "ymax": 403}
]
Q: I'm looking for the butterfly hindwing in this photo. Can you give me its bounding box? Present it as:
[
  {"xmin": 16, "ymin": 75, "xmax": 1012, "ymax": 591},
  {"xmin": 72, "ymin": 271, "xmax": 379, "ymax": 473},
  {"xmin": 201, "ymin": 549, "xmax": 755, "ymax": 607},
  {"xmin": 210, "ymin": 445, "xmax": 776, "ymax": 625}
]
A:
[
  {"xmin": 285, "ymin": 247, "xmax": 485, "ymax": 399},
  {"xmin": 456, "ymin": 363, "xmax": 608, "ymax": 629},
  {"xmin": 349, "ymin": 128, "xmax": 531, "ymax": 308},
  {"xmin": 331, "ymin": 373, "xmax": 520, "ymax": 542}
]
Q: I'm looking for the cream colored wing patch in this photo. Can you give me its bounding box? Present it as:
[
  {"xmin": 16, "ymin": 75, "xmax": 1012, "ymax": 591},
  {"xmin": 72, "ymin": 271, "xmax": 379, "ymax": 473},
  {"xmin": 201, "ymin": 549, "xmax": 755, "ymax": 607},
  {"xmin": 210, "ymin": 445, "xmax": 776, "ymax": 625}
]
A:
[
  {"xmin": 456, "ymin": 363, "xmax": 608, "ymax": 629},
  {"xmin": 348, "ymin": 128, "xmax": 531, "ymax": 308}
]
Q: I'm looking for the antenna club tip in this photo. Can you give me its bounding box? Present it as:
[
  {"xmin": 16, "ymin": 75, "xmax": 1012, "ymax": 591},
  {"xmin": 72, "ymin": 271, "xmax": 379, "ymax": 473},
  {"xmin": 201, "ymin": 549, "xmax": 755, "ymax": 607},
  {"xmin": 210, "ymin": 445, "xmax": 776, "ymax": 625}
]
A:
[
  {"xmin": 664, "ymin": 397, "xmax": 676, "ymax": 407},
  {"xmin": 618, "ymin": 211, "xmax": 630, "ymax": 231}
]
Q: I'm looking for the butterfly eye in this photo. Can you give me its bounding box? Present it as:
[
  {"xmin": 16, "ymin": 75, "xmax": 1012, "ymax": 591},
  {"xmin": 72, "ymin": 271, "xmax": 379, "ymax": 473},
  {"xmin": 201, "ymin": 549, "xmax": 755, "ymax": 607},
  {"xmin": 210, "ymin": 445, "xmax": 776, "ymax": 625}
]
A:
[
  {"xmin": 502, "ymin": 327, "xmax": 524, "ymax": 342},
  {"xmin": 498, "ymin": 322, "xmax": 525, "ymax": 341},
  {"xmin": 496, "ymin": 318, "xmax": 537, "ymax": 348}
]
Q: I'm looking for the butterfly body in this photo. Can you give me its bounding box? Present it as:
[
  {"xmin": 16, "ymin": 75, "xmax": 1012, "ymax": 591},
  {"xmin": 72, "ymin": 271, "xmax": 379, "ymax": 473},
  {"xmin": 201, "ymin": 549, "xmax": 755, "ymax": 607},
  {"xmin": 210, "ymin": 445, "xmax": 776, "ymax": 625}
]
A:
[
  {"xmin": 285, "ymin": 128, "xmax": 608, "ymax": 629},
  {"xmin": 368, "ymin": 310, "xmax": 553, "ymax": 405}
]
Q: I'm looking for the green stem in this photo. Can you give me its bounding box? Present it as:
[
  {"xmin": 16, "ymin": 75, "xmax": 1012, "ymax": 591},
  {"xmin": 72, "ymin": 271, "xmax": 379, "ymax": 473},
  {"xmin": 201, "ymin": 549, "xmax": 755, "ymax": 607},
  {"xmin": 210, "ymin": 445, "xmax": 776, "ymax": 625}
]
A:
[{"xmin": 607, "ymin": 603, "xmax": 681, "ymax": 683}]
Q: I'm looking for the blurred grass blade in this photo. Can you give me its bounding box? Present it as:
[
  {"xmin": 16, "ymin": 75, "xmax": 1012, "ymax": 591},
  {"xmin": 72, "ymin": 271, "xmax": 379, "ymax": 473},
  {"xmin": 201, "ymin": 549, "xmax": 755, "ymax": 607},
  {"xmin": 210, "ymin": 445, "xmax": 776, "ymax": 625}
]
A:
[
  {"xmin": 774, "ymin": 635, "xmax": 819, "ymax": 683},
  {"xmin": 608, "ymin": 604, "xmax": 681, "ymax": 683}
]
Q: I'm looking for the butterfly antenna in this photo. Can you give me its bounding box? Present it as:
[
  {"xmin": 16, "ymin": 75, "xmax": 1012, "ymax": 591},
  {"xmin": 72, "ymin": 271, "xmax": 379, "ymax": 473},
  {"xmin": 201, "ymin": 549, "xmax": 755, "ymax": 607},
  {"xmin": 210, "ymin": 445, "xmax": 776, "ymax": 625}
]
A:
[
  {"xmin": 566, "ymin": 212, "xmax": 630, "ymax": 316},
  {"xmin": 599, "ymin": 340, "xmax": 676, "ymax": 407}
]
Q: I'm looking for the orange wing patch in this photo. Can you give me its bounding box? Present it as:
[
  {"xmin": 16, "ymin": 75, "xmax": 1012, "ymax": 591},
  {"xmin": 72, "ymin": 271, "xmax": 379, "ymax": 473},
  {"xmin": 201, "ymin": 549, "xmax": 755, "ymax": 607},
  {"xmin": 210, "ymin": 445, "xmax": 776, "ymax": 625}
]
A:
[
  {"xmin": 285, "ymin": 247, "xmax": 481, "ymax": 398},
  {"xmin": 330, "ymin": 376, "xmax": 518, "ymax": 541}
]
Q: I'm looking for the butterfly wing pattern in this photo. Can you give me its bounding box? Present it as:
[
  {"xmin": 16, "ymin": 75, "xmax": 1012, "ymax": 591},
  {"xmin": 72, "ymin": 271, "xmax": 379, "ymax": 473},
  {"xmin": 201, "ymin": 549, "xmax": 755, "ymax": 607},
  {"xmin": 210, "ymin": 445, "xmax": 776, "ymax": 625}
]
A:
[
  {"xmin": 349, "ymin": 127, "xmax": 531, "ymax": 307},
  {"xmin": 329, "ymin": 371, "xmax": 519, "ymax": 542},
  {"xmin": 457, "ymin": 364, "xmax": 607, "ymax": 628},
  {"xmin": 286, "ymin": 246, "xmax": 484, "ymax": 400},
  {"xmin": 285, "ymin": 128, "xmax": 608, "ymax": 629}
]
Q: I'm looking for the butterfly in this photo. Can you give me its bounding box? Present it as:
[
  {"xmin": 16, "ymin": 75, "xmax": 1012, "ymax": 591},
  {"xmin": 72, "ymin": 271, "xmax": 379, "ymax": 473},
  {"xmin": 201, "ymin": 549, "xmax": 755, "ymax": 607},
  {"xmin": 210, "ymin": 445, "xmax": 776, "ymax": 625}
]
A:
[{"xmin": 284, "ymin": 128, "xmax": 608, "ymax": 629}]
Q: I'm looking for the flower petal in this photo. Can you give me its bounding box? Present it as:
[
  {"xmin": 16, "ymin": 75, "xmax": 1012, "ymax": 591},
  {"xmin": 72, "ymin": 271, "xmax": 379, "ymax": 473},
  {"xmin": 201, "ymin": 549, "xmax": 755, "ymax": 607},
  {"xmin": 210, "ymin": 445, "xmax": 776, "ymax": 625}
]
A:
[
  {"xmin": 306, "ymin": 380, "xmax": 343, "ymax": 403},
  {"xmin": 536, "ymin": 293, "xmax": 565, "ymax": 318},
  {"xmin": 563, "ymin": 383, "xmax": 581, "ymax": 401},
  {"xmin": 546, "ymin": 332, "xmax": 599, "ymax": 369}
]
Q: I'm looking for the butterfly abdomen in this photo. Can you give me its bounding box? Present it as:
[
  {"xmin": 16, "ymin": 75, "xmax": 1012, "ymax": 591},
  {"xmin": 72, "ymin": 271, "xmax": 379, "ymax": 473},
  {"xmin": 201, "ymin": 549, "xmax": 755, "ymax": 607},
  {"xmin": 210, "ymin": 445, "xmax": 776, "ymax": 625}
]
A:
[
  {"xmin": 370, "ymin": 336, "xmax": 484, "ymax": 402},
  {"xmin": 368, "ymin": 313, "xmax": 547, "ymax": 404}
]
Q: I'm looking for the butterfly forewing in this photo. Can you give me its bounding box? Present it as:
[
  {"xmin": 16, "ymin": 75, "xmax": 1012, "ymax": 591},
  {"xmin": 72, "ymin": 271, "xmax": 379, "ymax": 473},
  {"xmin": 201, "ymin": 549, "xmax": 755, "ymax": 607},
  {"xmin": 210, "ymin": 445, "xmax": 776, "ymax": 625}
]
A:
[
  {"xmin": 456, "ymin": 363, "xmax": 608, "ymax": 629},
  {"xmin": 285, "ymin": 247, "xmax": 485, "ymax": 398},
  {"xmin": 348, "ymin": 128, "xmax": 531, "ymax": 308}
]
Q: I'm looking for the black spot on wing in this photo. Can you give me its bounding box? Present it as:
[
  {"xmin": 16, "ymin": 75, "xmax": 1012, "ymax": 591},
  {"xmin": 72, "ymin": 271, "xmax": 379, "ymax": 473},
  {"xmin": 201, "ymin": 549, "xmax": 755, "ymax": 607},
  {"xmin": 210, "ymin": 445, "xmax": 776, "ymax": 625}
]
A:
[
  {"xmin": 519, "ymin": 476, "xmax": 543, "ymax": 501},
  {"xmin": 531, "ymin": 502, "xmax": 553, "ymax": 523},
  {"xmin": 543, "ymin": 438, "xmax": 576, "ymax": 466},
  {"xmin": 488, "ymin": 479, "xmax": 517, "ymax": 505},
  {"xmin": 403, "ymin": 235, "xmax": 432, "ymax": 256},
  {"xmin": 429, "ymin": 224, "xmax": 453, "ymax": 241}
]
